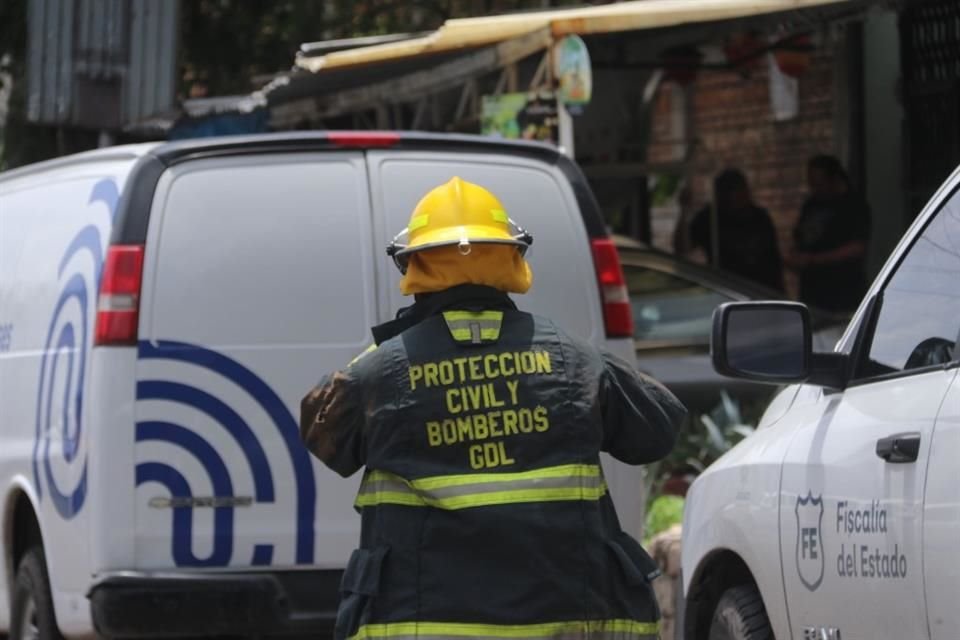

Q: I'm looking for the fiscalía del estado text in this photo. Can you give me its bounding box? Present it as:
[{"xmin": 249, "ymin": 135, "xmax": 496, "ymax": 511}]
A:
[{"xmin": 835, "ymin": 499, "xmax": 906, "ymax": 580}]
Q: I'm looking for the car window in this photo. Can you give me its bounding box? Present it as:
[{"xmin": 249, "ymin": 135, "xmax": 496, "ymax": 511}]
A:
[
  {"xmin": 860, "ymin": 186, "xmax": 960, "ymax": 377},
  {"xmin": 623, "ymin": 264, "xmax": 734, "ymax": 342}
]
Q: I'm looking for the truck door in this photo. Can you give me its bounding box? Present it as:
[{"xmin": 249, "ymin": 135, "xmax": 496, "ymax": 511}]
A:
[
  {"xmin": 779, "ymin": 181, "xmax": 960, "ymax": 639},
  {"xmin": 364, "ymin": 150, "xmax": 603, "ymax": 342},
  {"xmin": 923, "ymin": 365, "xmax": 960, "ymax": 640},
  {"xmin": 137, "ymin": 152, "xmax": 376, "ymax": 570}
]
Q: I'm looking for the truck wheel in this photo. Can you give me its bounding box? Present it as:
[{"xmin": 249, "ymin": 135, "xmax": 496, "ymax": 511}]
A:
[
  {"xmin": 10, "ymin": 547, "xmax": 63, "ymax": 640},
  {"xmin": 708, "ymin": 584, "xmax": 773, "ymax": 640}
]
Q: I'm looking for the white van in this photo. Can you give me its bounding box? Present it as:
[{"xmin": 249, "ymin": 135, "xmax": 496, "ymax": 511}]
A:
[
  {"xmin": 0, "ymin": 132, "xmax": 639, "ymax": 639},
  {"xmin": 681, "ymin": 163, "xmax": 960, "ymax": 640}
]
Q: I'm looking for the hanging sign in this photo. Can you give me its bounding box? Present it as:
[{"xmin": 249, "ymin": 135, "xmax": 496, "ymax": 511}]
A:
[
  {"xmin": 553, "ymin": 35, "xmax": 592, "ymax": 115},
  {"xmin": 768, "ymin": 53, "xmax": 799, "ymax": 121}
]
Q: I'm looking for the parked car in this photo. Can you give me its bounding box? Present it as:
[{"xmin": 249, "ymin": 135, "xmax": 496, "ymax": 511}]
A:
[
  {"xmin": 0, "ymin": 132, "xmax": 639, "ymax": 639},
  {"xmin": 682, "ymin": 164, "xmax": 960, "ymax": 639},
  {"xmin": 613, "ymin": 235, "xmax": 844, "ymax": 415}
]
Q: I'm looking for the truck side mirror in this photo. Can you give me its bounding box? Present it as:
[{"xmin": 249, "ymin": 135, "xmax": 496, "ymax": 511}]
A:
[
  {"xmin": 712, "ymin": 301, "xmax": 847, "ymax": 389},
  {"xmin": 712, "ymin": 302, "xmax": 811, "ymax": 383}
]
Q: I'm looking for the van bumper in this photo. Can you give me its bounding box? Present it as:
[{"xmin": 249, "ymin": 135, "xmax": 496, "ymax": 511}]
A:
[{"xmin": 88, "ymin": 570, "xmax": 342, "ymax": 638}]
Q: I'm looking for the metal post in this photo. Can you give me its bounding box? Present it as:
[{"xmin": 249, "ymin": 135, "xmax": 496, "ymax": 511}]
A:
[
  {"xmin": 411, "ymin": 97, "xmax": 427, "ymax": 130},
  {"xmin": 506, "ymin": 63, "xmax": 518, "ymax": 93},
  {"xmin": 375, "ymin": 104, "xmax": 389, "ymax": 129},
  {"xmin": 529, "ymin": 51, "xmax": 549, "ymax": 91},
  {"xmin": 558, "ymin": 102, "xmax": 575, "ymax": 159},
  {"xmin": 709, "ymin": 202, "xmax": 720, "ymax": 269},
  {"xmin": 454, "ymin": 80, "xmax": 476, "ymax": 123}
]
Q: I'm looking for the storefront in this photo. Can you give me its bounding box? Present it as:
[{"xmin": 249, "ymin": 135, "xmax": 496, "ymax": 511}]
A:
[
  {"xmin": 146, "ymin": 0, "xmax": 888, "ymax": 289},
  {"xmin": 264, "ymin": 1, "xmax": 872, "ymax": 254}
]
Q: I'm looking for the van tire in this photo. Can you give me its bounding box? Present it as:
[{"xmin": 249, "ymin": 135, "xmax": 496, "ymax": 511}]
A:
[
  {"xmin": 10, "ymin": 546, "xmax": 63, "ymax": 640},
  {"xmin": 707, "ymin": 584, "xmax": 773, "ymax": 640}
]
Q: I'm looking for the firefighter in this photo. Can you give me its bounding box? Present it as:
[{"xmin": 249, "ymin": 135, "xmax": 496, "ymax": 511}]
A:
[{"xmin": 300, "ymin": 176, "xmax": 685, "ymax": 640}]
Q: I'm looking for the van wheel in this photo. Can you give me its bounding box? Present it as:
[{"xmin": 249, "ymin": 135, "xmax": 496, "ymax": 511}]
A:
[
  {"xmin": 10, "ymin": 547, "xmax": 63, "ymax": 640},
  {"xmin": 708, "ymin": 584, "xmax": 773, "ymax": 640}
]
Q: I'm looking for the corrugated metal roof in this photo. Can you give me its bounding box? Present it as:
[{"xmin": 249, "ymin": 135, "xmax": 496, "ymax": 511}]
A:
[
  {"xmin": 297, "ymin": 0, "xmax": 854, "ymax": 73},
  {"xmin": 26, "ymin": 0, "xmax": 178, "ymax": 129},
  {"xmin": 126, "ymin": 0, "xmax": 179, "ymax": 124}
]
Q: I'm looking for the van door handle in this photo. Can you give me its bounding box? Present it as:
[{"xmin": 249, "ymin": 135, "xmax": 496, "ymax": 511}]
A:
[{"xmin": 875, "ymin": 432, "xmax": 921, "ymax": 463}]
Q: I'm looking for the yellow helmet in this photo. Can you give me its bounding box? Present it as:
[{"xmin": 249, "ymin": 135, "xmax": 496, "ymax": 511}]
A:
[{"xmin": 387, "ymin": 176, "xmax": 533, "ymax": 275}]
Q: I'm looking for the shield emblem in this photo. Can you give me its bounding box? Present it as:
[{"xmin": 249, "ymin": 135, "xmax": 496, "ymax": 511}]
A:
[{"xmin": 795, "ymin": 492, "xmax": 825, "ymax": 591}]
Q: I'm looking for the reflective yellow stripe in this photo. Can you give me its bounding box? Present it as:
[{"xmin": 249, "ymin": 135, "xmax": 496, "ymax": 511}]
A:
[
  {"xmin": 355, "ymin": 487, "xmax": 608, "ymax": 510},
  {"xmin": 355, "ymin": 464, "xmax": 607, "ymax": 510},
  {"xmin": 409, "ymin": 214, "xmax": 429, "ymax": 231},
  {"xmin": 348, "ymin": 619, "xmax": 660, "ymax": 640},
  {"xmin": 490, "ymin": 208, "xmax": 509, "ymax": 224},
  {"xmin": 443, "ymin": 310, "xmax": 503, "ymax": 343},
  {"xmin": 431, "ymin": 486, "xmax": 607, "ymax": 509},
  {"xmin": 349, "ymin": 343, "xmax": 377, "ymax": 366},
  {"xmin": 408, "ymin": 463, "xmax": 600, "ymax": 491},
  {"xmin": 443, "ymin": 310, "xmax": 504, "ymax": 322},
  {"xmin": 448, "ymin": 328, "xmax": 500, "ymax": 342},
  {"xmin": 355, "ymin": 491, "xmax": 424, "ymax": 508}
]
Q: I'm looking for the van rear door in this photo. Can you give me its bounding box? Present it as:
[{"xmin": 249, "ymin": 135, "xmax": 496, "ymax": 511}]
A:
[
  {"xmin": 367, "ymin": 149, "xmax": 603, "ymax": 342},
  {"xmin": 136, "ymin": 152, "xmax": 376, "ymax": 570}
]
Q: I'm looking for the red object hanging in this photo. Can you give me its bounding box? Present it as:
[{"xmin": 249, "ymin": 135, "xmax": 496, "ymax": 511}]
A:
[{"xmin": 774, "ymin": 34, "xmax": 814, "ymax": 78}]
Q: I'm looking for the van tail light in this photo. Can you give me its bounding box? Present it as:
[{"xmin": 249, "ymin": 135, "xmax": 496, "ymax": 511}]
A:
[
  {"xmin": 591, "ymin": 238, "xmax": 634, "ymax": 338},
  {"xmin": 328, "ymin": 132, "xmax": 400, "ymax": 148},
  {"xmin": 95, "ymin": 245, "xmax": 145, "ymax": 346}
]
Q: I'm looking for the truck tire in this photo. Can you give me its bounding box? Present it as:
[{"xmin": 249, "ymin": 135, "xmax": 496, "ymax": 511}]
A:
[
  {"xmin": 708, "ymin": 584, "xmax": 773, "ymax": 640},
  {"xmin": 10, "ymin": 547, "xmax": 63, "ymax": 640}
]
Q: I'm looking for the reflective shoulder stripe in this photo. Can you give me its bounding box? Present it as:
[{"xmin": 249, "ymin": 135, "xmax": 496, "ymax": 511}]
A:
[
  {"xmin": 349, "ymin": 343, "xmax": 378, "ymax": 366},
  {"xmin": 408, "ymin": 214, "xmax": 430, "ymax": 231},
  {"xmin": 348, "ymin": 619, "xmax": 659, "ymax": 640},
  {"xmin": 442, "ymin": 310, "xmax": 503, "ymax": 344},
  {"xmin": 354, "ymin": 464, "xmax": 607, "ymax": 510},
  {"xmin": 442, "ymin": 310, "xmax": 505, "ymax": 322},
  {"xmin": 490, "ymin": 208, "xmax": 509, "ymax": 224}
]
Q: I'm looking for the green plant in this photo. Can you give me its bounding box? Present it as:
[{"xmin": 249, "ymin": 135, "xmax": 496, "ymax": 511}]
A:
[
  {"xmin": 649, "ymin": 173, "xmax": 683, "ymax": 207},
  {"xmin": 643, "ymin": 390, "xmax": 760, "ymax": 510},
  {"xmin": 644, "ymin": 494, "xmax": 685, "ymax": 544}
]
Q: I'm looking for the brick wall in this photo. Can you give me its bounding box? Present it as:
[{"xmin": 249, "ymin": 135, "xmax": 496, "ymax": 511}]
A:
[{"xmin": 646, "ymin": 42, "xmax": 840, "ymax": 293}]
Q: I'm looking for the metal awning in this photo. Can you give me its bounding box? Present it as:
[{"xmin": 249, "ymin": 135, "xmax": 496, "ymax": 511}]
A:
[
  {"xmin": 128, "ymin": 0, "xmax": 871, "ymax": 137},
  {"xmin": 297, "ymin": 0, "xmax": 859, "ymax": 73}
]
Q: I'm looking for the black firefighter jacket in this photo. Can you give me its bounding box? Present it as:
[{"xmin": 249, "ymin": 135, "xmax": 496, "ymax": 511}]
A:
[{"xmin": 300, "ymin": 285, "xmax": 686, "ymax": 640}]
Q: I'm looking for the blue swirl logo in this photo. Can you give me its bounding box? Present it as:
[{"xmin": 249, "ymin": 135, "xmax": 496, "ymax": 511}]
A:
[
  {"xmin": 33, "ymin": 179, "xmax": 119, "ymax": 519},
  {"xmin": 135, "ymin": 341, "xmax": 317, "ymax": 567}
]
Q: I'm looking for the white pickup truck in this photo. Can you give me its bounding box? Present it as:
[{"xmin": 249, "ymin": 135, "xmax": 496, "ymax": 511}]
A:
[{"xmin": 681, "ymin": 164, "xmax": 960, "ymax": 640}]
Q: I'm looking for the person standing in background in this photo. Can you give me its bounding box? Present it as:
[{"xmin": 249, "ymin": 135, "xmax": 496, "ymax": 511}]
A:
[
  {"xmin": 786, "ymin": 155, "xmax": 871, "ymax": 313},
  {"xmin": 674, "ymin": 168, "xmax": 785, "ymax": 292}
]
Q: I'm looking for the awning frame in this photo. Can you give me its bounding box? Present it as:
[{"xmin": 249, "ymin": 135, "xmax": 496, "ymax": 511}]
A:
[
  {"xmin": 295, "ymin": 0, "xmax": 863, "ymax": 74},
  {"xmin": 271, "ymin": 27, "xmax": 554, "ymax": 129}
]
